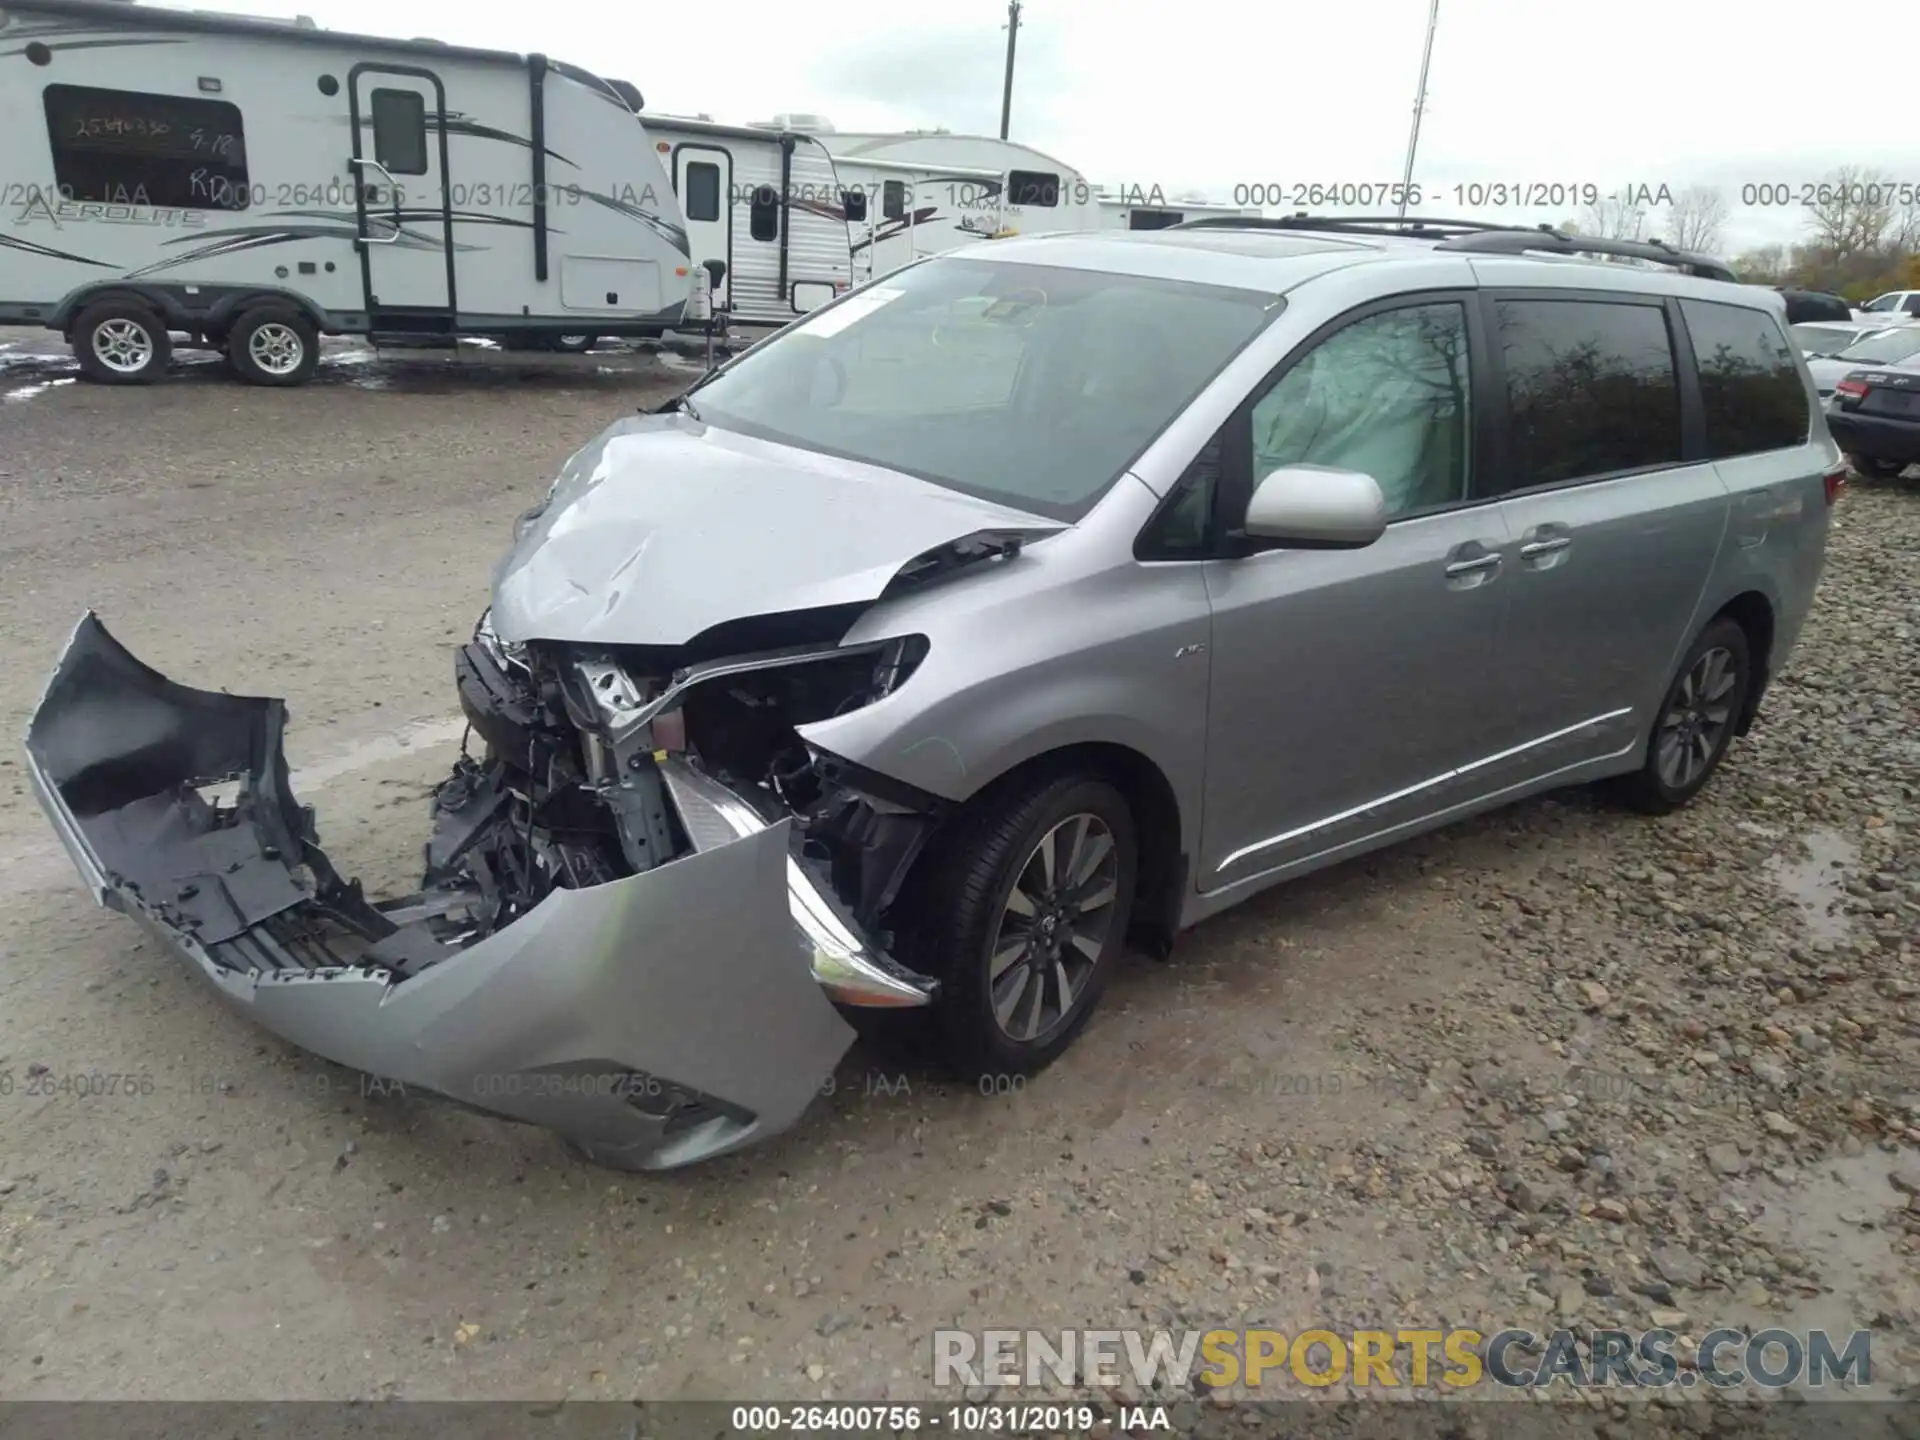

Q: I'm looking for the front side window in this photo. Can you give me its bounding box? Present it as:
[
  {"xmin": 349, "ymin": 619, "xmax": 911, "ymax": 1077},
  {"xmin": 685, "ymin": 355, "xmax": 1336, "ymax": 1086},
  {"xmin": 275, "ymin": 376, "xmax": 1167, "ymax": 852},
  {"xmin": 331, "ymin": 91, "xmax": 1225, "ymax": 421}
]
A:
[
  {"xmin": 686, "ymin": 258, "xmax": 1279, "ymax": 519},
  {"xmin": 1007, "ymin": 169, "xmax": 1059, "ymax": 208},
  {"xmin": 369, "ymin": 88, "xmax": 427, "ymax": 176},
  {"xmin": 683, "ymin": 161, "xmax": 720, "ymax": 223},
  {"xmin": 1862, "ymin": 294, "xmax": 1897, "ymax": 311},
  {"xmin": 42, "ymin": 83, "xmax": 248, "ymax": 210},
  {"xmin": 1681, "ymin": 299, "xmax": 1809, "ymax": 459},
  {"xmin": 1247, "ymin": 302, "xmax": 1472, "ymax": 519},
  {"xmin": 1496, "ymin": 298, "xmax": 1681, "ymax": 488},
  {"xmin": 1904, "ymin": 294, "xmax": 1920, "ymax": 316}
]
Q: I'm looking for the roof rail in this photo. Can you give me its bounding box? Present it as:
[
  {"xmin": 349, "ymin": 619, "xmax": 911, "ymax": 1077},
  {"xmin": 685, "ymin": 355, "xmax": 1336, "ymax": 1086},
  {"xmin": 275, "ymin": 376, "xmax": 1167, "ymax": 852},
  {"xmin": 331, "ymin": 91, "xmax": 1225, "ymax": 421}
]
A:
[
  {"xmin": 1171, "ymin": 212, "xmax": 1516, "ymax": 239},
  {"xmin": 1434, "ymin": 229, "xmax": 1737, "ymax": 282}
]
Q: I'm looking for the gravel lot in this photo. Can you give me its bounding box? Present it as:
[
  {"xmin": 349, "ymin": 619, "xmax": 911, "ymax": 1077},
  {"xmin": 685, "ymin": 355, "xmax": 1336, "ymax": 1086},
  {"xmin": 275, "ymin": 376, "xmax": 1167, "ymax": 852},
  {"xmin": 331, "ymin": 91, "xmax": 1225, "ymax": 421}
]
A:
[{"xmin": 0, "ymin": 327, "xmax": 1916, "ymax": 1416}]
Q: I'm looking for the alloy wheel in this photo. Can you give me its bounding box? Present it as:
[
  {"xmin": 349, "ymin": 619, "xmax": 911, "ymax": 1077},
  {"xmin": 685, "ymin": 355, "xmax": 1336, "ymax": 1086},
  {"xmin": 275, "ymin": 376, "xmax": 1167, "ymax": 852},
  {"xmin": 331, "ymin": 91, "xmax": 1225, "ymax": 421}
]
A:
[
  {"xmin": 1656, "ymin": 645, "xmax": 1737, "ymax": 790},
  {"xmin": 92, "ymin": 319, "xmax": 154, "ymax": 375},
  {"xmin": 248, "ymin": 322, "xmax": 306, "ymax": 376},
  {"xmin": 985, "ymin": 812, "xmax": 1121, "ymax": 1044}
]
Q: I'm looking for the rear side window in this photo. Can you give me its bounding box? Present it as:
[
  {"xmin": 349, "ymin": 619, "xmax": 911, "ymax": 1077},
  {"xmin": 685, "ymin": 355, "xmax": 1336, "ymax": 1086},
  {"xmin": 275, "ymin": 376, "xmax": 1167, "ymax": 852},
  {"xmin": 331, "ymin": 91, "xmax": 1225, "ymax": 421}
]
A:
[
  {"xmin": 1008, "ymin": 169, "xmax": 1059, "ymax": 207},
  {"xmin": 1906, "ymin": 295, "xmax": 1920, "ymax": 316},
  {"xmin": 1680, "ymin": 300, "xmax": 1809, "ymax": 458},
  {"xmin": 1495, "ymin": 298, "xmax": 1681, "ymax": 488},
  {"xmin": 683, "ymin": 161, "xmax": 720, "ymax": 223},
  {"xmin": 749, "ymin": 184, "xmax": 779, "ymax": 242},
  {"xmin": 369, "ymin": 88, "xmax": 427, "ymax": 176}
]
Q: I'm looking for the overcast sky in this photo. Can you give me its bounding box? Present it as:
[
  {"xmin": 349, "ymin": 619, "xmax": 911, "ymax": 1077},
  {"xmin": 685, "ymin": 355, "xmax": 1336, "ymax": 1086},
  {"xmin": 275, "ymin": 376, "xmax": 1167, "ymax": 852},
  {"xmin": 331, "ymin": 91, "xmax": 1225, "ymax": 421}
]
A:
[{"xmin": 153, "ymin": 0, "xmax": 1897, "ymax": 254}]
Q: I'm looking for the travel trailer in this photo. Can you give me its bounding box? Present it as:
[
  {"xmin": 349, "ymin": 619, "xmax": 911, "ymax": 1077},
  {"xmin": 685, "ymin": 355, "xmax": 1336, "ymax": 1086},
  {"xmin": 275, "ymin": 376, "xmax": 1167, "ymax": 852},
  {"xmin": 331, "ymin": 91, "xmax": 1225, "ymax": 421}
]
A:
[
  {"xmin": 1094, "ymin": 190, "xmax": 1260, "ymax": 230},
  {"xmin": 801, "ymin": 127, "xmax": 1098, "ymax": 282},
  {"xmin": 0, "ymin": 0, "xmax": 696, "ymax": 384},
  {"xmin": 627, "ymin": 112, "xmax": 853, "ymax": 328}
]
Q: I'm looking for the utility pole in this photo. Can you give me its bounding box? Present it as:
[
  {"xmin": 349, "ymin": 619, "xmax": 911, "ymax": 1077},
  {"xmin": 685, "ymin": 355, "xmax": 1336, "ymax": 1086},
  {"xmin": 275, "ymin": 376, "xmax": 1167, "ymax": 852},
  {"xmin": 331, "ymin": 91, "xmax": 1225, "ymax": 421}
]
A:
[
  {"xmin": 999, "ymin": 0, "xmax": 1022, "ymax": 141},
  {"xmin": 1395, "ymin": 0, "xmax": 1439, "ymax": 223}
]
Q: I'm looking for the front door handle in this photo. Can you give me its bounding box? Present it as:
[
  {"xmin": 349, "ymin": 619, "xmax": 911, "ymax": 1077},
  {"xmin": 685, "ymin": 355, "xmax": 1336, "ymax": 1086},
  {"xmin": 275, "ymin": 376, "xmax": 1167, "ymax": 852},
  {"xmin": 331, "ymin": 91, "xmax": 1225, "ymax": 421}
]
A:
[{"xmin": 1442, "ymin": 541, "xmax": 1503, "ymax": 589}]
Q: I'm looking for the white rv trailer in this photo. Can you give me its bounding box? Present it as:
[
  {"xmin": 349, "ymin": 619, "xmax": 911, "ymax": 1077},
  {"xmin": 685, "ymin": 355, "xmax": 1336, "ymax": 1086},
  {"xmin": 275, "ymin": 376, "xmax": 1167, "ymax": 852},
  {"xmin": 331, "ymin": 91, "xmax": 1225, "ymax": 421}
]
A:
[
  {"xmin": 1093, "ymin": 190, "xmax": 1261, "ymax": 231},
  {"xmin": 628, "ymin": 113, "xmax": 853, "ymax": 328},
  {"xmin": 803, "ymin": 128, "xmax": 1099, "ymax": 283},
  {"xmin": 0, "ymin": 0, "xmax": 695, "ymax": 384}
]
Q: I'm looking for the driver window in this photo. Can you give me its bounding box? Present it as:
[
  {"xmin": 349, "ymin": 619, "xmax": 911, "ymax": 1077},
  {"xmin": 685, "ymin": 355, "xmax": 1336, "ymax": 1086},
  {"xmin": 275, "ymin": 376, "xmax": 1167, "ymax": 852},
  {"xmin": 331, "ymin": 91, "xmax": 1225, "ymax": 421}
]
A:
[{"xmin": 1248, "ymin": 302, "xmax": 1472, "ymax": 519}]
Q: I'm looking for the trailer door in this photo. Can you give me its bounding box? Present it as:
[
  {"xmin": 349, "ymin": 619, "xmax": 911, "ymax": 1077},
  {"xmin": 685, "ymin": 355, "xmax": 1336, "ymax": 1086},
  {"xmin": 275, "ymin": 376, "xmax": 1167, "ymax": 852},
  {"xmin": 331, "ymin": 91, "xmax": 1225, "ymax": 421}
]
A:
[
  {"xmin": 673, "ymin": 145, "xmax": 731, "ymax": 309},
  {"xmin": 348, "ymin": 66, "xmax": 455, "ymax": 326}
]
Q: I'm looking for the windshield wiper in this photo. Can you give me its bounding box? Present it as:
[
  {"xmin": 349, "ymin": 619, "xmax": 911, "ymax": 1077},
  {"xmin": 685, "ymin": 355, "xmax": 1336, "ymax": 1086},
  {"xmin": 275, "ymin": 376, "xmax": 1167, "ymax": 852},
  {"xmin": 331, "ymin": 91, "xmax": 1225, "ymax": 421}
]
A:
[{"xmin": 649, "ymin": 391, "xmax": 702, "ymax": 420}]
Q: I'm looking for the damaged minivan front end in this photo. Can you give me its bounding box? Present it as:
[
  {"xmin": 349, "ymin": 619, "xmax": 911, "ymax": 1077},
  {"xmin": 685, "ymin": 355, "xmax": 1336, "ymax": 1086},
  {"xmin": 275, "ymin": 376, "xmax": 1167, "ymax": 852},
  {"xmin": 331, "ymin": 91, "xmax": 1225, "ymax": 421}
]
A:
[{"xmin": 25, "ymin": 609, "xmax": 957, "ymax": 1168}]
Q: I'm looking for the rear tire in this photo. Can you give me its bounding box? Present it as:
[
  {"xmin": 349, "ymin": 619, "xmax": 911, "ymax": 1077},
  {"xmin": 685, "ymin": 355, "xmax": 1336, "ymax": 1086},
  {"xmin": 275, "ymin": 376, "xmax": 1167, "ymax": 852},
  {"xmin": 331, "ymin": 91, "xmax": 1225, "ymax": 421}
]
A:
[
  {"xmin": 1848, "ymin": 454, "xmax": 1907, "ymax": 480},
  {"xmin": 895, "ymin": 774, "xmax": 1137, "ymax": 1081},
  {"xmin": 72, "ymin": 300, "xmax": 170, "ymax": 385},
  {"xmin": 227, "ymin": 307, "xmax": 319, "ymax": 386},
  {"xmin": 1609, "ymin": 617, "xmax": 1752, "ymax": 815}
]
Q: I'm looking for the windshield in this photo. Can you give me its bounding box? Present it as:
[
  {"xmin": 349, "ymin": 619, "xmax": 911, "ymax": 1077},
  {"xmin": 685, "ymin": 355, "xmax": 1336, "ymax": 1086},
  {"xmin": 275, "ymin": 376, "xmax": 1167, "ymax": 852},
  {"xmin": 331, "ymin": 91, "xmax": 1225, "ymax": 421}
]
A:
[
  {"xmin": 1836, "ymin": 328, "xmax": 1920, "ymax": 364},
  {"xmin": 686, "ymin": 257, "xmax": 1281, "ymax": 519}
]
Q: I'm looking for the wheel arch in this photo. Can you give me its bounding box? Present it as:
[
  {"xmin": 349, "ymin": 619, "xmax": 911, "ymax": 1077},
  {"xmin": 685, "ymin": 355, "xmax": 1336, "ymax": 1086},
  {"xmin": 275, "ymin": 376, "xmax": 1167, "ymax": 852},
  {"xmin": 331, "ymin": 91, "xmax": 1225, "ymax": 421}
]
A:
[
  {"xmin": 921, "ymin": 740, "xmax": 1188, "ymax": 961},
  {"xmin": 56, "ymin": 284, "xmax": 330, "ymax": 337},
  {"xmin": 1707, "ymin": 589, "xmax": 1776, "ymax": 737}
]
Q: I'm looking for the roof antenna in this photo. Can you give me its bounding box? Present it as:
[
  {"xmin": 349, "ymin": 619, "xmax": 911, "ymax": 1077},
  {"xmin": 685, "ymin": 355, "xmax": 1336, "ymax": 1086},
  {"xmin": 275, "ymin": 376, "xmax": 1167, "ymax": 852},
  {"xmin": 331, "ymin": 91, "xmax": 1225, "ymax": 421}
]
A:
[{"xmin": 1395, "ymin": 0, "xmax": 1440, "ymax": 225}]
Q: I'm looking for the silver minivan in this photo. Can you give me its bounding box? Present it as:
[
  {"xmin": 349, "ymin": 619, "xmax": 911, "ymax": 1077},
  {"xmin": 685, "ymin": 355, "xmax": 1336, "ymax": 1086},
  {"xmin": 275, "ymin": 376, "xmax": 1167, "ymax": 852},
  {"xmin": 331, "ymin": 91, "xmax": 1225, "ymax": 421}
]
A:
[{"xmin": 27, "ymin": 218, "xmax": 1842, "ymax": 1170}]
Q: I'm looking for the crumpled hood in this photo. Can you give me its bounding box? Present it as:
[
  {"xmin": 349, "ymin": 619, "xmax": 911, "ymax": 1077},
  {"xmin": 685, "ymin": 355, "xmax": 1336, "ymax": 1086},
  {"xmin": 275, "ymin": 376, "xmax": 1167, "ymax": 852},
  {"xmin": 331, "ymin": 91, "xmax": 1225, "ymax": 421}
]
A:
[{"xmin": 489, "ymin": 413, "xmax": 1065, "ymax": 646}]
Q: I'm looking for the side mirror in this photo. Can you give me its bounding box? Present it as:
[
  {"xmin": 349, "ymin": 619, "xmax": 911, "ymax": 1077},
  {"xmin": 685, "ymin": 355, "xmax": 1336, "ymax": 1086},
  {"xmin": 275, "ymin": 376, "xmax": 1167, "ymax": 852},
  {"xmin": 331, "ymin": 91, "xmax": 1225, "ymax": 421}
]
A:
[
  {"xmin": 1239, "ymin": 464, "xmax": 1387, "ymax": 550},
  {"xmin": 703, "ymin": 259, "xmax": 727, "ymax": 288}
]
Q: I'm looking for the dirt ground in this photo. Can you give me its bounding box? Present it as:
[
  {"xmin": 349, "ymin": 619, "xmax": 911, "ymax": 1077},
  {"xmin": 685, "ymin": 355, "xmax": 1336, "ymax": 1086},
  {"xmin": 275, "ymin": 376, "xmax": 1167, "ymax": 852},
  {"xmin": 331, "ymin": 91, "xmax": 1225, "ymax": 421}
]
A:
[{"xmin": 0, "ymin": 327, "xmax": 1916, "ymax": 1413}]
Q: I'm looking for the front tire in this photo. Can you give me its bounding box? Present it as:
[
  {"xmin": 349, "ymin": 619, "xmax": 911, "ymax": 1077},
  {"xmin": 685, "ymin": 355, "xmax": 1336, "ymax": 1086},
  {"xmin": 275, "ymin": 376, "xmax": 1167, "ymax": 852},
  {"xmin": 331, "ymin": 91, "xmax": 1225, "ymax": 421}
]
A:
[
  {"xmin": 227, "ymin": 307, "xmax": 319, "ymax": 387},
  {"xmin": 899, "ymin": 774, "xmax": 1137, "ymax": 1080},
  {"xmin": 1610, "ymin": 617, "xmax": 1752, "ymax": 815},
  {"xmin": 72, "ymin": 301, "xmax": 171, "ymax": 385}
]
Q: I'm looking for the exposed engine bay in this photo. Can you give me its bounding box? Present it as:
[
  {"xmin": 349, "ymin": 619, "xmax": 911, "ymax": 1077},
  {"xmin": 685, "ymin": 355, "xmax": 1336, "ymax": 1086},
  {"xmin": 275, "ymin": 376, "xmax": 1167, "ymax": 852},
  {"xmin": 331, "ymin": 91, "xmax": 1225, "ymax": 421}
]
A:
[{"xmin": 423, "ymin": 609, "xmax": 942, "ymax": 981}]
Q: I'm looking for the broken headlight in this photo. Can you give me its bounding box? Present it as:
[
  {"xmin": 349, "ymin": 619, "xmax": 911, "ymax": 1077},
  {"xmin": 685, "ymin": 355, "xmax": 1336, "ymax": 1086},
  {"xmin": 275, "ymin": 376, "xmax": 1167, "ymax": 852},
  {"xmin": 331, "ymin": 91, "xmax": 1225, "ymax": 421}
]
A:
[{"xmin": 474, "ymin": 606, "xmax": 529, "ymax": 673}]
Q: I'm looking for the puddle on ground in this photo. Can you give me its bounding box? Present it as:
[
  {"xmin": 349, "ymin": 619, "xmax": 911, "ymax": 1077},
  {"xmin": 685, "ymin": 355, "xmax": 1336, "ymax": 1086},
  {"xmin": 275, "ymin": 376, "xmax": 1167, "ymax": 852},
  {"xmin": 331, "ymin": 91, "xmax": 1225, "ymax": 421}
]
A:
[
  {"xmin": 2, "ymin": 377, "xmax": 76, "ymax": 403},
  {"xmin": 1766, "ymin": 826, "xmax": 1858, "ymax": 943}
]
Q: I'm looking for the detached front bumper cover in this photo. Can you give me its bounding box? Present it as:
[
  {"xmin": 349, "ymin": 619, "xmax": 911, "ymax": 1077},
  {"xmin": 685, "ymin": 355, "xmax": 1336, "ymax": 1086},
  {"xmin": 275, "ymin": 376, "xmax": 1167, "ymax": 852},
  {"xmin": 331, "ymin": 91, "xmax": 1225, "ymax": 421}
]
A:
[{"xmin": 23, "ymin": 613, "xmax": 930, "ymax": 1171}]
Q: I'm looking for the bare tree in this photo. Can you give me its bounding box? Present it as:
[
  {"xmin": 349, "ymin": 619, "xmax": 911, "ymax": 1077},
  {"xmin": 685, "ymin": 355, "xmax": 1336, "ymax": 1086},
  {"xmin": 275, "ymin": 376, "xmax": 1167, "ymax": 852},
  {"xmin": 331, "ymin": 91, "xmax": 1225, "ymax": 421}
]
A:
[
  {"xmin": 1580, "ymin": 195, "xmax": 1648, "ymax": 243},
  {"xmin": 1893, "ymin": 195, "xmax": 1920, "ymax": 257},
  {"xmin": 1731, "ymin": 244, "xmax": 1788, "ymax": 284},
  {"xmin": 1804, "ymin": 165, "xmax": 1895, "ymax": 262},
  {"xmin": 1659, "ymin": 185, "xmax": 1729, "ymax": 254}
]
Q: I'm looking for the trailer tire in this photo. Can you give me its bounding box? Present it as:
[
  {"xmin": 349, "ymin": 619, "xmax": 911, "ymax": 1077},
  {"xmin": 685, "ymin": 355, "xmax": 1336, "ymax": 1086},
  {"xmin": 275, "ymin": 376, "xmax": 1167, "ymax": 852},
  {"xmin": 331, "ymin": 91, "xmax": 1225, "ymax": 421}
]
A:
[
  {"xmin": 550, "ymin": 333, "xmax": 598, "ymax": 353},
  {"xmin": 227, "ymin": 307, "xmax": 320, "ymax": 386},
  {"xmin": 72, "ymin": 300, "xmax": 171, "ymax": 385}
]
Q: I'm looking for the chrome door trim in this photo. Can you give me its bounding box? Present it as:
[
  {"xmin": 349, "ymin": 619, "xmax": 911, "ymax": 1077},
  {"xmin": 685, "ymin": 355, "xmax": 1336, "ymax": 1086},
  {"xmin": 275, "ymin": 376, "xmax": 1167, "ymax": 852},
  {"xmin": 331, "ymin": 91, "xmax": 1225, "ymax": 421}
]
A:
[{"xmin": 1207, "ymin": 706, "xmax": 1634, "ymax": 880}]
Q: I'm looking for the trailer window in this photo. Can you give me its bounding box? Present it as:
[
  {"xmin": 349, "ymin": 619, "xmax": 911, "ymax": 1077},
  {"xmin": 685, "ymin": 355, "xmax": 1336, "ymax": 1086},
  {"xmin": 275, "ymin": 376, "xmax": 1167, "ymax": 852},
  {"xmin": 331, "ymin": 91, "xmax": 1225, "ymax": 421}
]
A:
[
  {"xmin": 749, "ymin": 184, "xmax": 780, "ymax": 242},
  {"xmin": 369, "ymin": 89, "xmax": 428, "ymax": 176},
  {"xmin": 1008, "ymin": 169, "xmax": 1059, "ymax": 207},
  {"xmin": 684, "ymin": 162, "xmax": 721, "ymax": 223},
  {"xmin": 1129, "ymin": 209, "xmax": 1185, "ymax": 230},
  {"xmin": 883, "ymin": 180, "xmax": 905, "ymax": 221},
  {"xmin": 841, "ymin": 187, "xmax": 867, "ymax": 223},
  {"xmin": 42, "ymin": 83, "xmax": 249, "ymax": 210}
]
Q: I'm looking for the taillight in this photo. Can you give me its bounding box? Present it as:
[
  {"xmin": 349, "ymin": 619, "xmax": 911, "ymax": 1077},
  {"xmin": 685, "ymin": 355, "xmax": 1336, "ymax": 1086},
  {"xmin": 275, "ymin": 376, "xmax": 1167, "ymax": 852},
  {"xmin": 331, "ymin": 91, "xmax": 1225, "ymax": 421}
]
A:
[
  {"xmin": 1824, "ymin": 464, "xmax": 1847, "ymax": 506},
  {"xmin": 1835, "ymin": 377, "xmax": 1869, "ymax": 400}
]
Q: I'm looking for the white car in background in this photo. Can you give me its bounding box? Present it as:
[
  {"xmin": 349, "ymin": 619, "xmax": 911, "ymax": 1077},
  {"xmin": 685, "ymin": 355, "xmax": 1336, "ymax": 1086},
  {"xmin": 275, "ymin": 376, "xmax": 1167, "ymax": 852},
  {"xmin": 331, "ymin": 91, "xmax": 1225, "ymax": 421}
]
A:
[
  {"xmin": 1805, "ymin": 325, "xmax": 1920, "ymax": 398},
  {"xmin": 1790, "ymin": 321, "xmax": 1885, "ymax": 356},
  {"xmin": 1851, "ymin": 291, "xmax": 1920, "ymax": 323}
]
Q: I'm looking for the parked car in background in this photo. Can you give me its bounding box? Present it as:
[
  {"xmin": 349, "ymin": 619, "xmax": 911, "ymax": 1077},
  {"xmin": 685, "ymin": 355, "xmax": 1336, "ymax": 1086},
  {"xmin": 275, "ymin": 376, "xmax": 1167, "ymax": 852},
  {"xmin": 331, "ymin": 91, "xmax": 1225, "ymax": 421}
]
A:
[
  {"xmin": 1779, "ymin": 289, "xmax": 1855, "ymax": 324},
  {"xmin": 25, "ymin": 218, "xmax": 1840, "ymax": 1171},
  {"xmin": 1805, "ymin": 326, "xmax": 1920, "ymax": 397},
  {"xmin": 1827, "ymin": 361, "xmax": 1920, "ymax": 479},
  {"xmin": 1790, "ymin": 321, "xmax": 1884, "ymax": 356},
  {"xmin": 1851, "ymin": 291, "xmax": 1920, "ymax": 322}
]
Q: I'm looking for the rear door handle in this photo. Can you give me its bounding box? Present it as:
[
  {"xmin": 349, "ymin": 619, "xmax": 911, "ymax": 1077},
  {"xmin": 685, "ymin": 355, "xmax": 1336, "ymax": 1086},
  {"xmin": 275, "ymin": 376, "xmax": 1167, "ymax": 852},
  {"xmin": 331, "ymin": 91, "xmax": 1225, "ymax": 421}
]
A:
[{"xmin": 1519, "ymin": 537, "xmax": 1570, "ymax": 558}]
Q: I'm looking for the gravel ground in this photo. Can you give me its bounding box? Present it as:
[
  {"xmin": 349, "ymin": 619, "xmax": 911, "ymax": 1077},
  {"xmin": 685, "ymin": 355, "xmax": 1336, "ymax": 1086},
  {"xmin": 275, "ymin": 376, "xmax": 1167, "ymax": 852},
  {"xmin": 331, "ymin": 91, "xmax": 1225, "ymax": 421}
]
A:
[{"xmin": 0, "ymin": 327, "xmax": 1916, "ymax": 1420}]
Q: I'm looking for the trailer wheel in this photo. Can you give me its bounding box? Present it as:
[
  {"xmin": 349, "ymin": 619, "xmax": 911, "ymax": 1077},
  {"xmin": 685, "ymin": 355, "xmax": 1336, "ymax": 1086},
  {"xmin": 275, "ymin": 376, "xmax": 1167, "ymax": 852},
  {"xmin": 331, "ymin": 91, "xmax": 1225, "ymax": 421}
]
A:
[
  {"xmin": 551, "ymin": 333, "xmax": 598, "ymax": 353},
  {"xmin": 72, "ymin": 301, "xmax": 171, "ymax": 385},
  {"xmin": 227, "ymin": 307, "xmax": 320, "ymax": 386}
]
